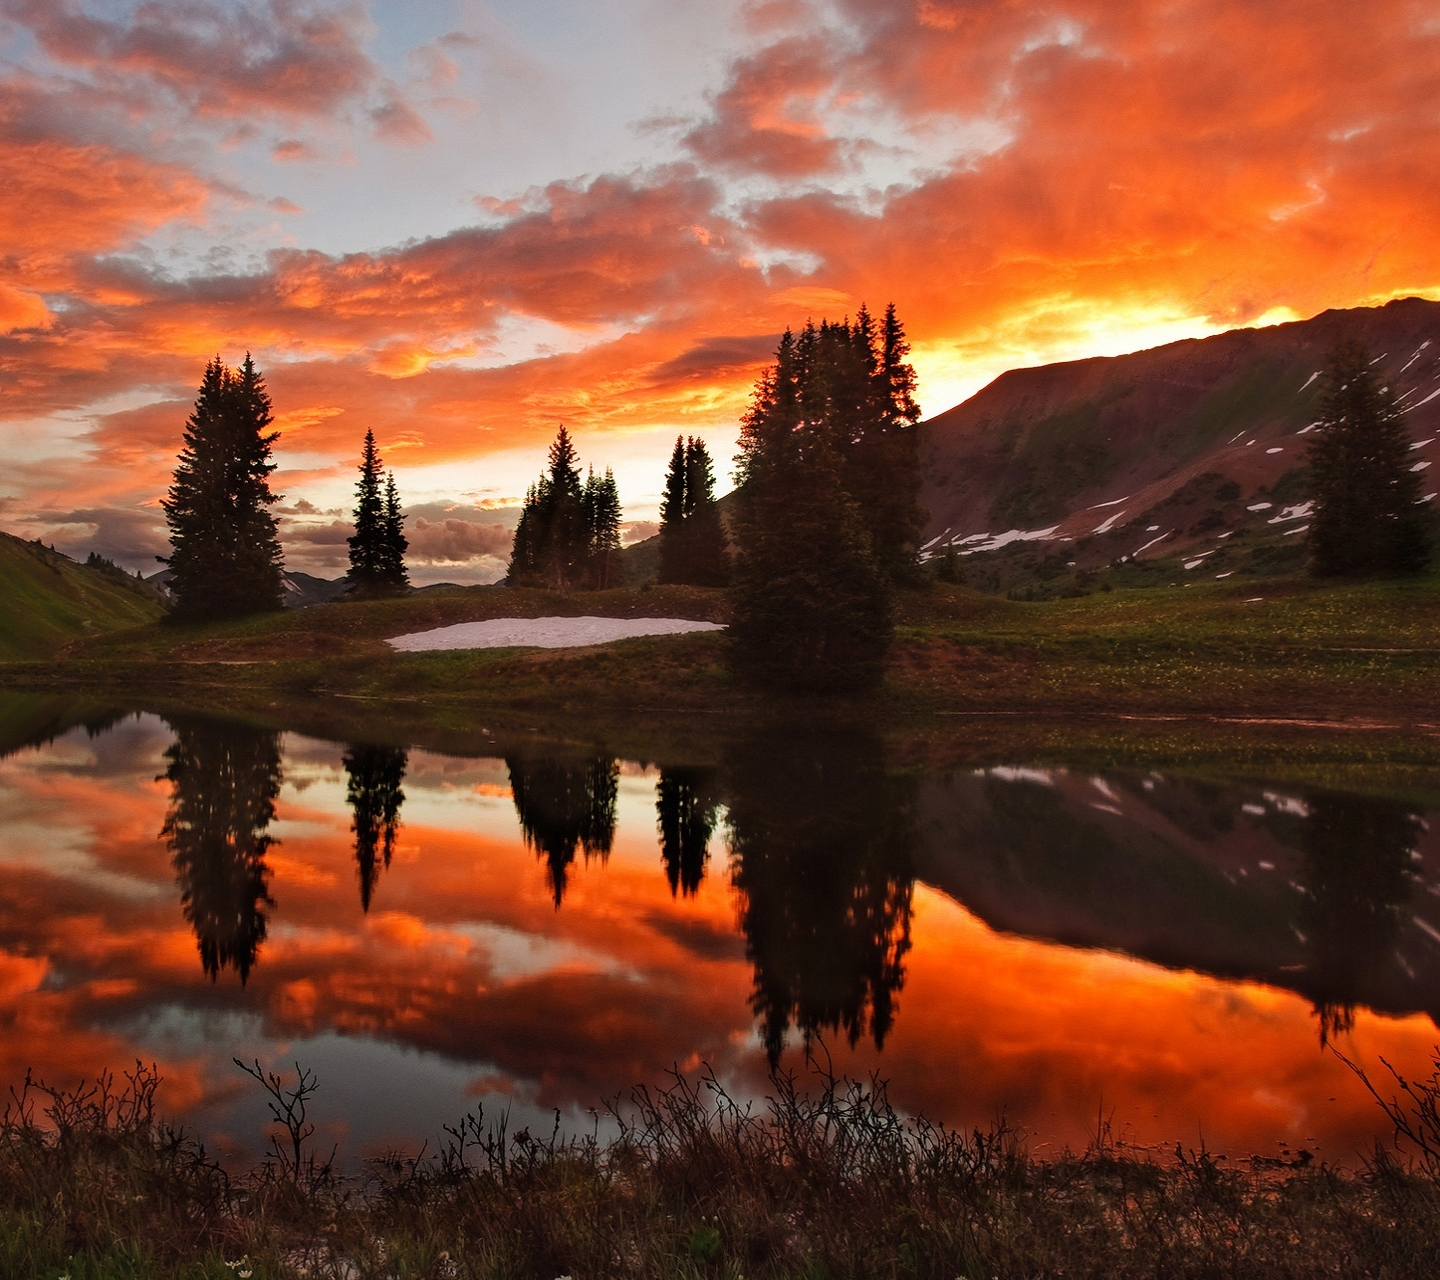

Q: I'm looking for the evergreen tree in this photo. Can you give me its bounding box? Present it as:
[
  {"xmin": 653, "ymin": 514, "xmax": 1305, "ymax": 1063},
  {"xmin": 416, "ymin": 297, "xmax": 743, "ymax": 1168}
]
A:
[
  {"xmin": 657, "ymin": 436, "xmax": 729, "ymax": 586},
  {"xmin": 382, "ymin": 471, "xmax": 409, "ymax": 589},
  {"xmin": 683, "ymin": 438, "xmax": 729, "ymax": 586},
  {"xmin": 731, "ymin": 323, "xmax": 896, "ymax": 690},
  {"xmin": 346, "ymin": 429, "xmax": 386, "ymax": 590},
  {"xmin": 1308, "ymin": 338, "xmax": 1428, "ymax": 577},
  {"xmin": 162, "ymin": 355, "xmax": 285, "ymax": 620},
  {"xmin": 346, "ymin": 436, "xmax": 408, "ymax": 593},
  {"xmin": 507, "ymin": 426, "xmax": 622, "ymax": 590},
  {"xmin": 583, "ymin": 466, "xmax": 622, "ymax": 588},
  {"xmin": 657, "ymin": 437, "xmax": 689, "ymax": 584}
]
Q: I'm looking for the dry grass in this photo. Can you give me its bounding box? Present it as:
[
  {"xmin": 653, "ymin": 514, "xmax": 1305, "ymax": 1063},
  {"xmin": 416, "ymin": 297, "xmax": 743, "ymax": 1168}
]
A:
[{"xmin": 6, "ymin": 1055, "xmax": 1440, "ymax": 1279}]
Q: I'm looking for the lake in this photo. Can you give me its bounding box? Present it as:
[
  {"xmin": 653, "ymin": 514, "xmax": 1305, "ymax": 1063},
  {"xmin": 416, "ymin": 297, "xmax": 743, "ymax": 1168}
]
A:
[{"xmin": 1, "ymin": 698, "xmax": 1437, "ymax": 1169}]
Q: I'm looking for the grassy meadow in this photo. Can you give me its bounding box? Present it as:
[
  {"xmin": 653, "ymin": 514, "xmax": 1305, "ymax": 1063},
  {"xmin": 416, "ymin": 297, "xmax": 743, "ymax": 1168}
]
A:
[{"xmin": 4, "ymin": 572, "xmax": 1439, "ymax": 730}]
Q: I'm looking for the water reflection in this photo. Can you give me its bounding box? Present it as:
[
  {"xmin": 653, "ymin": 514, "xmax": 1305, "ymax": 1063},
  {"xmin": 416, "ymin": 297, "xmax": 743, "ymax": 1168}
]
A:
[
  {"xmin": 655, "ymin": 767, "xmax": 721, "ymax": 898},
  {"xmin": 5, "ymin": 696, "xmax": 1440, "ymax": 1165},
  {"xmin": 1299, "ymin": 794, "xmax": 1420, "ymax": 1044},
  {"xmin": 506, "ymin": 753, "xmax": 619, "ymax": 906},
  {"xmin": 342, "ymin": 745, "xmax": 408, "ymax": 912},
  {"xmin": 161, "ymin": 717, "xmax": 280, "ymax": 983},
  {"xmin": 726, "ymin": 734, "xmax": 914, "ymax": 1064}
]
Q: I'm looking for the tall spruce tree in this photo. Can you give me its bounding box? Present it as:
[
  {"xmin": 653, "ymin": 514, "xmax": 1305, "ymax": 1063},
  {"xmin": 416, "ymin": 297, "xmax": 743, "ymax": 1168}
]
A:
[
  {"xmin": 657, "ymin": 437, "xmax": 689, "ymax": 584},
  {"xmin": 730, "ymin": 306, "xmax": 920, "ymax": 690},
  {"xmin": 583, "ymin": 466, "xmax": 622, "ymax": 588},
  {"xmin": 346, "ymin": 435, "xmax": 409, "ymax": 593},
  {"xmin": 1308, "ymin": 338, "xmax": 1428, "ymax": 577},
  {"xmin": 683, "ymin": 437, "xmax": 729, "ymax": 586},
  {"xmin": 382, "ymin": 471, "xmax": 409, "ymax": 589},
  {"xmin": 162, "ymin": 355, "xmax": 285, "ymax": 620},
  {"xmin": 346, "ymin": 430, "xmax": 386, "ymax": 590},
  {"xmin": 507, "ymin": 426, "xmax": 622, "ymax": 590},
  {"xmin": 658, "ymin": 435, "xmax": 728, "ymax": 586}
]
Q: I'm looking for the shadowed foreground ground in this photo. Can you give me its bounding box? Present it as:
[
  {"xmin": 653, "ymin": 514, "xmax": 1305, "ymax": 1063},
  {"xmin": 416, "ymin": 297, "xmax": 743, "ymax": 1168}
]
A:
[{"xmin": 4, "ymin": 1056, "xmax": 1440, "ymax": 1279}]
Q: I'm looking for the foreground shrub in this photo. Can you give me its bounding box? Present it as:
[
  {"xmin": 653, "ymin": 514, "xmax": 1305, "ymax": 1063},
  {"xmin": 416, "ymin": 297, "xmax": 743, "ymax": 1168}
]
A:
[{"xmin": 6, "ymin": 1056, "xmax": 1440, "ymax": 1278}]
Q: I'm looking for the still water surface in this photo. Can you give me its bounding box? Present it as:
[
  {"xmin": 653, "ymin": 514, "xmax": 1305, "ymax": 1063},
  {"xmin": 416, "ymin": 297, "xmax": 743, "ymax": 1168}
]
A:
[{"xmin": 2, "ymin": 703, "xmax": 1438, "ymax": 1167}]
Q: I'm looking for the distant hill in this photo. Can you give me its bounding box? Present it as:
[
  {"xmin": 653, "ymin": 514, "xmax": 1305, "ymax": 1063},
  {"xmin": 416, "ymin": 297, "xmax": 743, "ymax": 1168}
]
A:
[
  {"xmin": 146, "ymin": 567, "xmax": 348, "ymax": 609},
  {"xmin": 0, "ymin": 533, "xmax": 166, "ymax": 660},
  {"xmin": 919, "ymin": 297, "xmax": 1440, "ymax": 585}
]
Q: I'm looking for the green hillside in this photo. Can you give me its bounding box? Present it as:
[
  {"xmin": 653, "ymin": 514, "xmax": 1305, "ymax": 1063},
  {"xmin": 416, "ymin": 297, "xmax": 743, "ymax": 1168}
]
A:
[{"xmin": 0, "ymin": 533, "xmax": 165, "ymax": 661}]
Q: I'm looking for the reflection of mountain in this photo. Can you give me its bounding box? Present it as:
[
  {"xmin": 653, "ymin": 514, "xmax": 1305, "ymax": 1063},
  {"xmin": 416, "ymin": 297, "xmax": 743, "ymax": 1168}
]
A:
[
  {"xmin": 727, "ymin": 734, "xmax": 915, "ymax": 1065},
  {"xmin": 913, "ymin": 768, "xmax": 1440, "ymax": 1030},
  {"xmin": 1301, "ymin": 794, "xmax": 1419, "ymax": 1043},
  {"xmin": 506, "ymin": 754, "xmax": 618, "ymax": 906},
  {"xmin": 343, "ymin": 744, "xmax": 408, "ymax": 912},
  {"xmin": 161, "ymin": 718, "xmax": 281, "ymax": 983},
  {"xmin": 656, "ymin": 767, "xmax": 721, "ymax": 897}
]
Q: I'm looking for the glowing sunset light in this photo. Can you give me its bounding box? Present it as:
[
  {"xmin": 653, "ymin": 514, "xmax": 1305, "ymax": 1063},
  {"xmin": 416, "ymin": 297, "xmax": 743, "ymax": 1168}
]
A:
[
  {"xmin": 0, "ymin": 0, "xmax": 1437, "ymax": 581},
  {"xmin": 2, "ymin": 719, "xmax": 1437, "ymax": 1163}
]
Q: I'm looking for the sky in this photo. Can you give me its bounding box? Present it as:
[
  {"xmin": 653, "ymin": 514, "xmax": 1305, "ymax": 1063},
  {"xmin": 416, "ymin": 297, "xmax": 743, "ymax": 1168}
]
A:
[{"xmin": 0, "ymin": 0, "xmax": 1437, "ymax": 583}]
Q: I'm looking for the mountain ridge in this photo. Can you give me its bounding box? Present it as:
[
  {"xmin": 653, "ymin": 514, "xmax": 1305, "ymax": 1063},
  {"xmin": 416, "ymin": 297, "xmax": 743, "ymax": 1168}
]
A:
[{"xmin": 919, "ymin": 297, "xmax": 1440, "ymax": 566}]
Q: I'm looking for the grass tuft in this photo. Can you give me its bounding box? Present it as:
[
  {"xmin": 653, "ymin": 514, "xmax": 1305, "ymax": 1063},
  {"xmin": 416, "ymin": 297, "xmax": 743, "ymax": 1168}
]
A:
[{"xmin": 7, "ymin": 1056, "xmax": 1440, "ymax": 1277}]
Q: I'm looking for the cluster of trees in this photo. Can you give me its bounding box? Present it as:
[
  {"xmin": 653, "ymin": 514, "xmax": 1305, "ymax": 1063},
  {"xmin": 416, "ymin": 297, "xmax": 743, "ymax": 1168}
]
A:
[
  {"xmin": 162, "ymin": 358, "xmax": 414, "ymax": 618},
  {"xmin": 1308, "ymin": 338, "xmax": 1429, "ymax": 577},
  {"xmin": 162, "ymin": 356, "xmax": 286, "ymax": 621},
  {"xmin": 658, "ymin": 436, "xmax": 728, "ymax": 586},
  {"xmin": 346, "ymin": 429, "xmax": 409, "ymax": 594},
  {"xmin": 731, "ymin": 304, "xmax": 923, "ymax": 689},
  {"xmin": 508, "ymin": 426, "xmax": 623, "ymax": 589}
]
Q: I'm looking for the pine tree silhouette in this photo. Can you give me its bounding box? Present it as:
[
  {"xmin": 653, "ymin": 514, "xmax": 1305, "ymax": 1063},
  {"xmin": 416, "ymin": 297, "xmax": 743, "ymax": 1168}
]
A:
[
  {"xmin": 382, "ymin": 471, "xmax": 409, "ymax": 589},
  {"xmin": 347, "ymin": 434, "xmax": 409, "ymax": 593},
  {"xmin": 343, "ymin": 743, "xmax": 408, "ymax": 911},
  {"xmin": 1308, "ymin": 338, "xmax": 1429, "ymax": 577},
  {"xmin": 728, "ymin": 306, "xmax": 922, "ymax": 688},
  {"xmin": 656, "ymin": 767, "xmax": 721, "ymax": 896},
  {"xmin": 162, "ymin": 355, "xmax": 285, "ymax": 620},
  {"xmin": 726, "ymin": 732, "xmax": 914, "ymax": 1066},
  {"xmin": 506, "ymin": 754, "xmax": 619, "ymax": 906},
  {"xmin": 658, "ymin": 437, "xmax": 728, "ymax": 586},
  {"xmin": 161, "ymin": 717, "xmax": 281, "ymax": 983},
  {"xmin": 508, "ymin": 426, "xmax": 623, "ymax": 589},
  {"xmin": 658, "ymin": 437, "xmax": 689, "ymax": 584},
  {"xmin": 347, "ymin": 429, "xmax": 386, "ymax": 590}
]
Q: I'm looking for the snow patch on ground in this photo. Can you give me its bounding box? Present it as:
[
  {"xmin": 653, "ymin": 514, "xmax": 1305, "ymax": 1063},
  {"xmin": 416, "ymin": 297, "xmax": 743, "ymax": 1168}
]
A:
[
  {"xmin": 1092, "ymin": 509, "xmax": 1127, "ymax": 534},
  {"xmin": 960, "ymin": 526, "xmax": 1060, "ymax": 554},
  {"xmin": 387, "ymin": 616, "xmax": 726, "ymax": 652},
  {"xmin": 1267, "ymin": 501, "xmax": 1313, "ymax": 524}
]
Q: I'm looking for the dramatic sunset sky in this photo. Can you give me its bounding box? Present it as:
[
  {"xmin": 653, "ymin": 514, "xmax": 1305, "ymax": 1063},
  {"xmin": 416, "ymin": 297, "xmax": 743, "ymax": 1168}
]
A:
[{"xmin": 2, "ymin": 0, "xmax": 1437, "ymax": 583}]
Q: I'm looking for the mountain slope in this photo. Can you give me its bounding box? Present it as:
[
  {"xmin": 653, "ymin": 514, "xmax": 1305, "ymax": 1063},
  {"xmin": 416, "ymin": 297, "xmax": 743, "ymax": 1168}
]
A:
[
  {"xmin": 0, "ymin": 533, "xmax": 165, "ymax": 660},
  {"xmin": 919, "ymin": 297, "xmax": 1440, "ymax": 571}
]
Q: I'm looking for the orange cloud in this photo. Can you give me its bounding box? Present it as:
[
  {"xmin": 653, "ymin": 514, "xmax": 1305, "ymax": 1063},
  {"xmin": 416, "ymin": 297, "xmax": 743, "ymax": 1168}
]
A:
[{"xmin": 3, "ymin": 0, "xmax": 1439, "ymax": 563}]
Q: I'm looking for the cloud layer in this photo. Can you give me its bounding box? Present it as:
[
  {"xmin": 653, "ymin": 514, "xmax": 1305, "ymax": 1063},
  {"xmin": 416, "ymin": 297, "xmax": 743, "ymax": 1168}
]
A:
[{"xmin": 1, "ymin": 0, "xmax": 1437, "ymax": 574}]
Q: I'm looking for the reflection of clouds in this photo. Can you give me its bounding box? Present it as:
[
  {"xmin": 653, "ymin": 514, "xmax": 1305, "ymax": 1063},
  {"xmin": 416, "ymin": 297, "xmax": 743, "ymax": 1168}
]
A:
[{"xmin": 2, "ymin": 717, "xmax": 1440, "ymax": 1167}]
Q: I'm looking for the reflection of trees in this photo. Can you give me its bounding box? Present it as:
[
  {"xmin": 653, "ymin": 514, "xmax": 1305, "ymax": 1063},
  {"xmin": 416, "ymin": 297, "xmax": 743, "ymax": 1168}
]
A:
[
  {"xmin": 1300, "ymin": 793, "xmax": 1418, "ymax": 1044},
  {"xmin": 343, "ymin": 744, "xmax": 408, "ymax": 912},
  {"xmin": 656, "ymin": 768, "xmax": 722, "ymax": 897},
  {"xmin": 726, "ymin": 734, "xmax": 914, "ymax": 1065},
  {"xmin": 161, "ymin": 718, "xmax": 281, "ymax": 983},
  {"xmin": 506, "ymin": 755, "xmax": 618, "ymax": 906}
]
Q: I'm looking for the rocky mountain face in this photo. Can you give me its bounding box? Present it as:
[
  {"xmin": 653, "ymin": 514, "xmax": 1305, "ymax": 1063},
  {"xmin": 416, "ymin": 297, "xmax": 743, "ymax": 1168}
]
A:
[{"xmin": 919, "ymin": 298, "xmax": 1440, "ymax": 579}]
